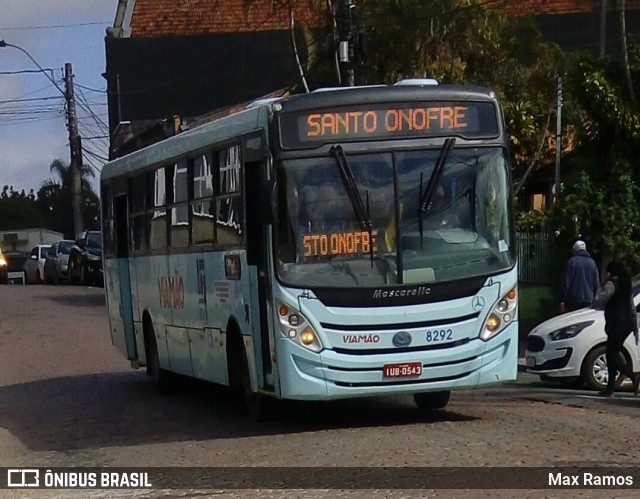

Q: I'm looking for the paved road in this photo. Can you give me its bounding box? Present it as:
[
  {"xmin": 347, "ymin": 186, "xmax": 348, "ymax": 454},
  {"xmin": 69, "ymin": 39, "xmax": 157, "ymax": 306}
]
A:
[{"xmin": 1, "ymin": 284, "xmax": 639, "ymax": 498}]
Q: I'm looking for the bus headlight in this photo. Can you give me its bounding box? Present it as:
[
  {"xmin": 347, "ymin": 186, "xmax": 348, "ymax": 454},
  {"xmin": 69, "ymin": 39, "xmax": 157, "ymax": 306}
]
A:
[
  {"xmin": 277, "ymin": 302, "xmax": 323, "ymax": 353},
  {"xmin": 480, "ymin": 287, "xmax": 517, "ymax": 341}
]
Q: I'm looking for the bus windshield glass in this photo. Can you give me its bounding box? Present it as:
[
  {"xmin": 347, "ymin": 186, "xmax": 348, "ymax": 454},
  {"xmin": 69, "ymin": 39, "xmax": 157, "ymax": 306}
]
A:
[{"xmin": 276, "ymin": 146, "xmax": 513, "ymax": 288}]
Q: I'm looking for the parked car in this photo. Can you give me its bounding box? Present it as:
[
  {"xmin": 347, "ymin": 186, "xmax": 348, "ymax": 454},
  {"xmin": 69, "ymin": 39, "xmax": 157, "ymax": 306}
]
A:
[
  {"xmin": 44, "ymin": 240, "xmax": 75, "ymax": 284},
  {"xmin": 3, "ymin": 251, "xmax": 28, "ymax": 284},
  {"xmin": 68, "ymin": 231, "xmax": 103, "ymax": 286},
  {"xmin": 525, "ymin": 277, "xmax": 640, "ymax": 390},
  {"xmin": 0, "ymin": 247, "xmax": 7, "ymax": 284},
  {"xmin": 24, "ymin": 245, "xmax": 50, "ymax": 284}
]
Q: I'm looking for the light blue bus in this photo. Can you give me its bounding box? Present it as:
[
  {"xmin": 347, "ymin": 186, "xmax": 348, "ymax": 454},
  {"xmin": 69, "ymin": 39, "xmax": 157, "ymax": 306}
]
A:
[{"xmin": 101, "ymin": 81, "xmax": 517, "ymax": 419}]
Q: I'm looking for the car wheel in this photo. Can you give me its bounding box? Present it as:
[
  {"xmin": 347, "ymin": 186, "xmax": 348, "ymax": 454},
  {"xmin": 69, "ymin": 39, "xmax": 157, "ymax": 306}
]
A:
[
  {"xmin": 581, "ymin": 345, "xmax": 614, "ymax": 391},
  {"xmin": 80, "ymin": 264, "xmax": 87, "ymax": 285},
  {"xmin": 68, "ymin": 260, "xmax": 76, "ymax": 284},
  {"xmin": 413, "ymin": 391, "xmax": 451, "ymax": 412}
]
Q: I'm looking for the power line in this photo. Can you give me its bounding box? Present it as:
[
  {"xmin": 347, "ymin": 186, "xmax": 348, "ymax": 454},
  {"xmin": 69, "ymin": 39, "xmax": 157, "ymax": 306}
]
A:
[
  {"xmin": 0, "ymin": 68, "xmax": 57, "ymax": 75},
  {"xmin": 0, "ymin": 21, "xmax": 111, "ymax": 31},
  {"xmin": 0, "ymin": 95, "xmax": 61, "ymax": 104},
  {"xmin": 83, "ymin": 146, "xmax": 108, "ymax": 162},
  {"xmin": 76, "ymin": 83, "xmax": 107, "ymax": 93},
  {"xmin": 76, "ymin": 88, "xmax": 109, "ymax": 131}
]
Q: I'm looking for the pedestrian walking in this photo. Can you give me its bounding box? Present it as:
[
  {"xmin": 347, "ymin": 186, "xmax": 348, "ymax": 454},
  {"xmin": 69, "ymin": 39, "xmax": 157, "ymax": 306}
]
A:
[
  {"xmin": 559, "ymin": 240, "xmax": 599, "ymax": 313},
  {"xmin": 592, "ymin": 260, "xmax": 640, "ymax": 397}
]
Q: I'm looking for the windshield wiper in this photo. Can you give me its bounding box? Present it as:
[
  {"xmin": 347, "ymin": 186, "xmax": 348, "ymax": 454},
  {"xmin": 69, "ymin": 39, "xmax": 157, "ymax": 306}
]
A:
[
  {"xmin": 330, "ymin": 145, "xmax": 374, "ymax": 266},
  {"xmin": 330, "ymin": 145, "xmax": 372, "ymax": 231},
  {"xmin": 418, "ymin": 138, "xmax": 456, "ymax": 247}
]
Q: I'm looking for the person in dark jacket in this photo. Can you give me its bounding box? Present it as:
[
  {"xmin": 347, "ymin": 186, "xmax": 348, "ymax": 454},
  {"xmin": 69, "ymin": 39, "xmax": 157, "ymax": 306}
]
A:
[
  {"xmin": 592, "ymin": 261, "xmax": 640, "ymax": 397},
  {"xmin": 559, "ymin": 240, "xmax": 599, "ymax": 313}
]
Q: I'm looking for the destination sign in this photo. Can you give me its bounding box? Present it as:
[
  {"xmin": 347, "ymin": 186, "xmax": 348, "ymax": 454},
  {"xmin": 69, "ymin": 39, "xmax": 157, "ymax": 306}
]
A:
[
  {"xmin": 302, "ymin": 230, "xmax": 379, "ymax": 259},
  {"xmin": 279, "ymin": 101, "xmax": 498, "ymax": 148}
]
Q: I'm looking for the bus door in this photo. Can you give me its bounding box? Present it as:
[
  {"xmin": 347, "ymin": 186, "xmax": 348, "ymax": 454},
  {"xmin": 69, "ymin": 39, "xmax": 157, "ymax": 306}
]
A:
[
  {"xmin": 114, "ymin": 194, "xmax": 136, "ymax": 359},
  {"xmin": 245, "ymin": 155, "xmax": 277, "ymax": 392}
]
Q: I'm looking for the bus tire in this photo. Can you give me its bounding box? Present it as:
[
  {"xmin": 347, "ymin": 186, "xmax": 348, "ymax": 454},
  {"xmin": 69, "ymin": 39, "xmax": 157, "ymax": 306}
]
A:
[
  {"xmin": 242, "ymin": 346, "xmax": 272, "ymax": 422},
  {"xmin": 145, "ymin": 321, "xmax": 174, "ymax": 394},
  {"xmin": 413, "ymin": 391, "xmax": 451, "ymax": 412},
  {"xmin": 233, "ymin": 334, "xmax": 271, "ymax": 422}
]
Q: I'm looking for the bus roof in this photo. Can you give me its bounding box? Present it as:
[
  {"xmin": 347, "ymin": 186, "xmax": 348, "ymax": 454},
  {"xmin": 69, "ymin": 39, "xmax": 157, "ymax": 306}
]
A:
[
  {"xmin": 101, "ymin": 104, "xmax": 270, "ymax": 181},
  {"xmin": 276, "ymin": 84, "xmax": 498, "ymax": 113},
  {"xmin": 101, "ymin": 83, "xmax": 499, "ymax": 182}
]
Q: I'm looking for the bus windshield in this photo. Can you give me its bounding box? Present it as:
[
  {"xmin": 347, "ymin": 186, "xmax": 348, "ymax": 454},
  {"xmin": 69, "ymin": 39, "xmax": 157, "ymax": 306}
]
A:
[{"xmin": 276, "ymin": 146, "xmax": 513, "ymax": 288}]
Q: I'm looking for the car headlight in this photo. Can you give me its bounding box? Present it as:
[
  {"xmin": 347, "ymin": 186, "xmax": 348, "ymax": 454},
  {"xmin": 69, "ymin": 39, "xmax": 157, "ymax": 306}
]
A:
[
  {"xmin": 0, "ymin": 257, "xmax": 6, "ymax": 267},
  {"xmin": 549, "ymin": 320, "xmax": 594, "ymax": 341},
  {"xmin": 277, "ymin": 302, "xmax": 323, "ymax": 353},
  {"xmin": 480, "ymin": 287, "xmax": 517, "ymax": 341},
  {"xmin": 87, "ymin": 254, "xmax": 101, "ymax": 261}
]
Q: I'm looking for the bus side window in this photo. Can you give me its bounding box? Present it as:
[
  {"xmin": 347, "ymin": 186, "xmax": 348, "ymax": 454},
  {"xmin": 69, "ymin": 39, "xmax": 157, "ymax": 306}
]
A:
[
  {"xmin": 101, "ymin": 184, "xmax": 115, "ymax": 258},
  {"xmin": 216, "ymin": 144, "xmax": 243, "ymax": 247},
  {"xmin": 149, "ymin": 167, "xmax": 168, "ymax": 251},
  {"xmin": 170, "ymin": 160, "xmax": 190, "ymax": 249},
  {"xmin": 191, "ymin": 152, "xmax": 215, "ymax": 246},
  {"xmin": 129, "ymin": 174, "xmax": 149, "ymax": 253}
]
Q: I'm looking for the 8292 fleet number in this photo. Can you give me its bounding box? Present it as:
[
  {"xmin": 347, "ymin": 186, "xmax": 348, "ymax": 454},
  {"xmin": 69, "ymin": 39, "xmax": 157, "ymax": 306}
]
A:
[{"xmin": 425, "ymin": 329, "xmax": 453, "ymax": 342}]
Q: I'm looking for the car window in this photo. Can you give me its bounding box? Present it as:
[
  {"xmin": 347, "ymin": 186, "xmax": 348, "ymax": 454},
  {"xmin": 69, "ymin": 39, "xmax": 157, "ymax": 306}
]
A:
[
  {"xmin": 39, "ymin": 247, "xmax": 47, "ymax": 259},
  {"xmin": 59, "ymin": 241, "xmax": 74, "ymax": 255},
  {"xmin": 86, "ymin": 232, "xmax": 102, "ymax": 248}
]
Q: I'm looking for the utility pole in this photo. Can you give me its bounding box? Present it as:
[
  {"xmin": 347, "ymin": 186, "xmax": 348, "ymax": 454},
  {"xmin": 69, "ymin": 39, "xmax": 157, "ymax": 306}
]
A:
[
  {"xmin": 553, "ymin": 74, "xmax": 563, "ymax": 206},
  {"xmin": 64, "ymin": 63, "xmax": 84, "ymax": 236},
  {"xmin": 600, "ymin": 0, "xmax": 608, "ymax": 58},
  {"xmin": 338, "ymin": 0, "xmax": 355, "ymax": 86}
]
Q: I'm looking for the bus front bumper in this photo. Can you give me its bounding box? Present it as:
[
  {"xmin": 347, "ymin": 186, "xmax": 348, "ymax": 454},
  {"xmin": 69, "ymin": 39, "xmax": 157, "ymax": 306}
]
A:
[{"xmin": 276, "ymin": 322, "xmax": 518, "ymax": 400}]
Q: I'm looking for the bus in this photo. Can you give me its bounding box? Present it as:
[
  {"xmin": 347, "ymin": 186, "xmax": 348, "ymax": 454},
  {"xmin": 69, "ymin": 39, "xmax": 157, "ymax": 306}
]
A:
[{"xmin": 101, "ymin": 80, "xmax": 517, "ymax": 419}]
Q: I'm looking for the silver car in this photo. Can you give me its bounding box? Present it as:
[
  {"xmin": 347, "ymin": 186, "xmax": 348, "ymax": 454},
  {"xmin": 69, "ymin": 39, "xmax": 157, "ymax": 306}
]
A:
[
  {"xmin": 43, "ymin": 240, "xmax": 75, "ymax": 284},
  {"xmin": 526, "ymin": 278, "xmax": 640, "ymax": 390}
]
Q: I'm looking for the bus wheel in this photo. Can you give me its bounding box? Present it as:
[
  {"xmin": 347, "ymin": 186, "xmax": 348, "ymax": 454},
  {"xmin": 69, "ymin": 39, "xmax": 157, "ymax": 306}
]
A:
[
  {"xmin": 413, "ymin": 391, "xmax": 451, "ymax": 412},
  {"xmin": 239, "ymin": 344, "xmax": 271, "ymax": 422},
  {"xmin": 146, "ymin": 324, "xmax": 173, "ymax": 394}
]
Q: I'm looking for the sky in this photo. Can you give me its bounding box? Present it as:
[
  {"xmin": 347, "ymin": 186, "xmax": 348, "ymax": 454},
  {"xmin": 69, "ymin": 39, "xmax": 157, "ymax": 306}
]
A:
[{"xmin": 0, "ymin": 0, "xmax": 117, "ymax": 195}]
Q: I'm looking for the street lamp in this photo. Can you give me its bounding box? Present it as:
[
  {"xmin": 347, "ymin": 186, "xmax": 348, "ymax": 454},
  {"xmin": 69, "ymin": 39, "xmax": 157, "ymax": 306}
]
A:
[{"xmin": 0, "ymin": 39, "xmax": 67, "ymax": 98}]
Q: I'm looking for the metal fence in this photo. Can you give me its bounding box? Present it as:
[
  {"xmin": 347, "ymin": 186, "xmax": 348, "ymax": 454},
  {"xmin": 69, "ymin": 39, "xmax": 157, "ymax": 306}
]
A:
[
  {"xmin": 517, "ymin": 230, "xmax": 556, "ymax": 337},
  {"xmin": 517, "ymin": 231, "xmax": 550, "ymax": 285}
]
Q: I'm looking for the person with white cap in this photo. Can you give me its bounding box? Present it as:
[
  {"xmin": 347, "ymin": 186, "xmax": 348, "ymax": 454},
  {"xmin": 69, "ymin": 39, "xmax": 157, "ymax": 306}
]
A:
[{"xmin": 558, "ymin": 239, "xmax": 600, "ymax": 313}]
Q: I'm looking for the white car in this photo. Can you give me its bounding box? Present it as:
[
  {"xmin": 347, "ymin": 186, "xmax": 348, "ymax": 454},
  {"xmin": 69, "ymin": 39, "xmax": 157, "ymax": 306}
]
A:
[
  {"xmin": 525, "ymin": 280, "xmax": 640, "ymax": 390},
  {"xmin": 24, "ymin": 245, "xmax": 50, "ymax": 284}
]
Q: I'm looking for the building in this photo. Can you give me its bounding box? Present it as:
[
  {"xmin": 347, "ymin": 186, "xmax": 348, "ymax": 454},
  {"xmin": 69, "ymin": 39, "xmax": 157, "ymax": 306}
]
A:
[
  {"xmin": 105, "ymin": 0, "xmax": 332, "ymax": 158},
  {"xmin": 104, "ymin": 0, "xmax": 640, "ymax": 158}
]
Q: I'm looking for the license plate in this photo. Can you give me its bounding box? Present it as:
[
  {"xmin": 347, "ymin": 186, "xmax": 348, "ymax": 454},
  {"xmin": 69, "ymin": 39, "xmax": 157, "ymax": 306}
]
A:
[
  {"xmin": 383, "ymin": 362, "xmax": 422, "ymax": 378},
  {"xmin": 526, "ymin": 356, "xmax": 536, "ymax": 367}
]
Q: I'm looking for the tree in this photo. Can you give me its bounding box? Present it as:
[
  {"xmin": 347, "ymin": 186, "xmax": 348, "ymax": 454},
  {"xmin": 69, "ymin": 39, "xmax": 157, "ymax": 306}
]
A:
[
  {"xmin": 547, "ymin": 44, "xmax": 640, "ymax": 274},
  {"xmin": 0, "ymin": 185, "xmax": 44, "ymax": 230},
  {"xmin": 36, "ymin": 159, "xmax": 100, "ymax": 238},
  {"xmin": 619, "ymin": 0, "xmax": 637, "ymax": 107},
  {"xmin": 355, "ymin": 0, "xmax": 562, "ymax": 190}
]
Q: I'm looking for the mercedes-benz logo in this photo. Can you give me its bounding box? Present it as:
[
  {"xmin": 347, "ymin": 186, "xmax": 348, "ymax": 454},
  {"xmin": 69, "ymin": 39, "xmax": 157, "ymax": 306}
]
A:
[
  {"xmin": 472, "ymin": 296, "xmax": 486, "ymax": 311},
  {"xmin": 392, "ymin": 331, "xmax": 412, "ymax": 347}
]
